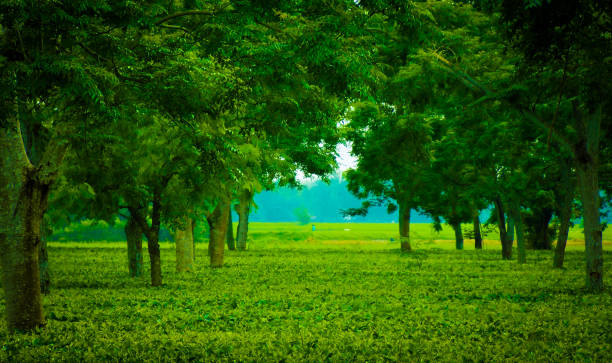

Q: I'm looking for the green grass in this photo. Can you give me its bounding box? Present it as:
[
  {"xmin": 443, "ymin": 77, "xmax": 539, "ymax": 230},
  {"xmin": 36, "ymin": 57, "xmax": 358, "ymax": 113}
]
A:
[
  {"xmin": 1, "ymin": 223, "xmax": 611, "ymax": 362},
  {"xmin": 246, "ymin": 222, "xmax": 612, "ymax": 250}
]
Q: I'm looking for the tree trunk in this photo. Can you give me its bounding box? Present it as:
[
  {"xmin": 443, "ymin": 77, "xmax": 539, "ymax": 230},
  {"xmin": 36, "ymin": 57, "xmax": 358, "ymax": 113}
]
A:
[
  {"xmin": 510, "ymin": 203, "xmax": 526, "ymax": 264},
  {"xmin": 574, "ymin": 104, "xmax": 603, "ymax": 291},
  {"xmin": 207, "ymin": 198, "xmax": 231, "ymax": 268},
  {"xmin": 473, "ymin": 211, "xmax": 483, "ymax": 249},
  {"xmin": 174, "ymin": 216, "xmax": 195, "ymax": 273},
  {"xmin": 554, "ymin": 158, "xmax": 574, "ymax": 269},
  {"xmin": 125, "ymin": 216, "xmax": 143, "ymax": 277},
  {"xmin": 452, "ymin": 222, "xmax": 464, "ymax": 250},
  {"xmin": 147, "ymin": 232, "xmax": 162, "ymax": 286},
  {"xmin": 507, "ymin": 216, "xmax": 515, "ymax": 243},
  {"xmin": 236, "ymin": 190, "xmax": 252, "ymax": 251},
  {"xmin": 226, "ymin": 210, "xmax": 236, "ymax": 250},
  {"xmin": 128, "ymin": 191, "xmax": 163, "ymax": 287},
  {"xmin": 577, "ymin": 164, "xmax": 603, "ymax": 291},
  {"xmin": 531, "ymin": 208, "xmax": 553, "ymax": 250},
  {"xmin": 399, "ymin": 204, "xmax": 412, "ymax": 252},
  {"xmin": 0, "ymin": 114, "xmax": 67, "ymax": 330},
  {"xmin": 0, "ymin": 120, "xmax": 47, "ymax": 331},
  {"xmin": 192, "ymin": 220, "xmax": 196, "ymax": 261},
  {"xmin": 39, "ymin": 231, "xmax": 50, "ymax": 295},
  {"xmin": 494, "ymin": 198, "xmax": 512, "ymax": 260}
]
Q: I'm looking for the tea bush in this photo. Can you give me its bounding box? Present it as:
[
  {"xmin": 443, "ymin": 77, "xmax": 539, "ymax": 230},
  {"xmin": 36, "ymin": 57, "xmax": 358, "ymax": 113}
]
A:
[{"xmin": 0, "ymin": 223, "xmax": 610, "ymax": 362}]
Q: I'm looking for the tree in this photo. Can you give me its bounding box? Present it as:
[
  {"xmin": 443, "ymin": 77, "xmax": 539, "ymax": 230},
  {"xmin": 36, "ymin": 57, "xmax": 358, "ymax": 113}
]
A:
[
  {"xmin": 0, "ymin": 0, "xmax": 153, "ymax": 331},
  {"xmin": 226, "ymin": 209, "xmax": 236, "ymax": 251},
  {"xmin": 125, "ymin": 215, "xmax": 144, "ymax": 277},
  {"xmin": 344, "ymin": 104, "xmax": 432, "ymax": 252},
  {"xmin": 498, "ymin": 0, "xmax": 611, "ymax": 290}
]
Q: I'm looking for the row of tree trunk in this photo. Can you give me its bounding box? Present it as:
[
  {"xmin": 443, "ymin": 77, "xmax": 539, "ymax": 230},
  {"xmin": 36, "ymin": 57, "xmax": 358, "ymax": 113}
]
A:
[
  {"xmin": 399, "ymin": 193, "xmax": 572, "ymax": 269},
  {"xmin": 121, "ymin": 192, "xmax": 254, "ymax": 280}
]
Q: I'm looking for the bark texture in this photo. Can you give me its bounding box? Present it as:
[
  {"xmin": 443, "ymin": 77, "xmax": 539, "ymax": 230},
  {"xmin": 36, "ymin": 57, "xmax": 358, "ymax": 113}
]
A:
[
  {"xmin": 0, "ymin": 117, "xmax": 63, "ymax": 331},
  {"xmin": 174, "ymin": 216, "xmax": 195, "ymax": 273},
  {"xmin": 473, "ymin": 212, "xmax": 483, "ymax": 249},
  {"xmin": 207, "ymin": 198, "xmax": 231, "ymax": 268},
  {"xmin": 226, "ymin": 210, "xmax": 235, "ymax": 250},
  {"xmin": 452, "ymin": 223, "xmax": 464, "ymax": 250},
  {"xmin": 399, "ymin": 204, "xmax": 412, "ymax": 252},
  {"xmin": 147, "ymin": 232, "xmax": 162, "ymax": 286},
  {"xmin": 129, "ymin": 192, "xmax": 163, "ymax": 287},
  {"xmin": 578, "ymin": 165, "xmax": 603, "ymax": 291},
  {"xmin": 125, "ymin": 216, "xmax": 143, "ymax": 277},
  {"xmin": 39, "ymin": 234, "xmax": 50, "ymax": 295},
  {"xmin": 575, "ymin": 104, "xmax": 603, "ymax": 291},
  {"xmin": 236, "ymin": 190, "xmax": 252, "ymax": 251},
  {"xmin": 494, "ymin": 198, "xmax": 512, "ymax": 260}
]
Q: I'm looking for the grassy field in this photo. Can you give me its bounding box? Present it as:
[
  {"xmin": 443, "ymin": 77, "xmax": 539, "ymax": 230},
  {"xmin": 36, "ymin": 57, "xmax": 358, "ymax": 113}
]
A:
[
  {"xmin": 1, "ymin": 223, "xmax": 611, "ymax": 362},
  {"xmin": 244, "ymin": 223, "xmax": 612, "ymax": 252}
]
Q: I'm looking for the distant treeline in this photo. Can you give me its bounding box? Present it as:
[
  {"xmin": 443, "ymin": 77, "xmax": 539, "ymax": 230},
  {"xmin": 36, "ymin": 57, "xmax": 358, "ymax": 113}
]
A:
[{"xmin": 250, "ymin": 177, "xmax": 432, "ymax": 223}]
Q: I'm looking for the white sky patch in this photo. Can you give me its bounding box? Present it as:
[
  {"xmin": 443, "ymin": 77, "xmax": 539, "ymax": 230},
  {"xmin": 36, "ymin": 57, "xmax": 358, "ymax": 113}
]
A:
[
  {"xmin": 295, "ymin": 170, "xmax": 319, "ymax": 186},
  {"xmin": 336, "ymin": 142, "xmax": 357, "ymax": 172},
  {"xmin": 295, "ymin": 142, "xmax": 358, "ymax": 185}
]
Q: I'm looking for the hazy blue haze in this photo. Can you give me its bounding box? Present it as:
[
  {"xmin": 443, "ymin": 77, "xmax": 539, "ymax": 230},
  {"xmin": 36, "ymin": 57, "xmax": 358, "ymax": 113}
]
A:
[{"xmin": 248, "ymin": 177, "xmax": 433, "ymax": 223}]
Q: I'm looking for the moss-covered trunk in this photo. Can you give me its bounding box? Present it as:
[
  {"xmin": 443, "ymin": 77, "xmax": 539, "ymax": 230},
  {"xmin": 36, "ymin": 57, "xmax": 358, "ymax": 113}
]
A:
[
  {"xmin": 473, "ymin": 211, "xmax": 483, "ymax": 249},
  {"xmin": 0, "ymin": 184, "xmax": 47, "ymax": 331},
  {"xmin": 39, "ymin": 233, "xmax": 50, "ymax": 295},
  {"xmin": 399, "ymin": 204, "xmax": 412, "ymax": 252},
  {"xmin": 226, "ymin": 210, "xmax": 236, "ymax": 251},
  {"xmin": 494, "ymin": 198, "xmax": 512, "ymax": 260},
  {"xmin": 207, "ymin": 198, "xmax": 231, "ymax": 268},
  {"xmin": 236, "ymin": 190, "xmax": 252, "ymax": 251},
  {"xmin": 174, "ymin": 216, "xmax": 195, "ymax": 273},
  {"xmin": 575, "ymin": 104, "xmax": 603, "ymax": 291},
  {"xmin": 452, "ymin": 222, "xmax": 464, "ymax": 250},
  {"xmin": 125, "ymin": 216, "xmax": 143, "ymax": 277},
  {"xmin": 577, "ymin": 159, "xmax": 603, "ymax": 291},
  {"xmin": 0, "ymin": 119, "xmax": 53, "ymax": 331}
]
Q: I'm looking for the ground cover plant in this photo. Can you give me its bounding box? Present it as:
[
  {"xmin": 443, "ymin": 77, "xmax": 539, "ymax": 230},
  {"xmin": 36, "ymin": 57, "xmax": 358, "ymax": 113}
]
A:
[{"xmin": 1, "ymin": 223, "xmax": 610, "ymax": 362}]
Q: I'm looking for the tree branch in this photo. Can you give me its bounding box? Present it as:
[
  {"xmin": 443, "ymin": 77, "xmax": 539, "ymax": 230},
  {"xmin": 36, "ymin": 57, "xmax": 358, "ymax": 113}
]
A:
[
  {"xmin": 159, "ymin": 24, "xmax": 191, "ymax": 33},
  {"xmin": 155, "ymin": 2, "xmax": 232, "ymax": 26},
  {"xmin": 432, "ymin": 52, "xmax": 576, "ymax": 157}
]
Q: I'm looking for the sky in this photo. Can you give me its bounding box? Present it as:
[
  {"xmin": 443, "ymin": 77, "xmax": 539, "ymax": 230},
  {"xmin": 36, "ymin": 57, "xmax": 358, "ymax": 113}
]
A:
[{"xmin": 296, "ymin": 142, "xmax": 357, "ymax": 184}]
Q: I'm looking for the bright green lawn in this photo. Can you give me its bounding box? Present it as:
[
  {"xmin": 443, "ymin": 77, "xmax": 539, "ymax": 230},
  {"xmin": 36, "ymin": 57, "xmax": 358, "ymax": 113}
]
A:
[
  {"xmin": 246, "ymin": 222, "xmax": 612, "ymax": 250},
  {"xmin": 0, "ymin": 223, "xmax": 611, "ymax": 362}
]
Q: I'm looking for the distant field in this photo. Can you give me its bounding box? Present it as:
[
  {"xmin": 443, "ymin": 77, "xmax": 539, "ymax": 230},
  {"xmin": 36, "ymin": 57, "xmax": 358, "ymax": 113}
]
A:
[
  {"xmin": 245, "ymin": 222, "xmax": 612, "ymax": 251},
  {"xmin": 48, "ymin": 222, "xmax": 612, "ymax": 253},
  {"xmin": 2, "ymin": 223, "xmax": 611, "ymax": 361}
]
